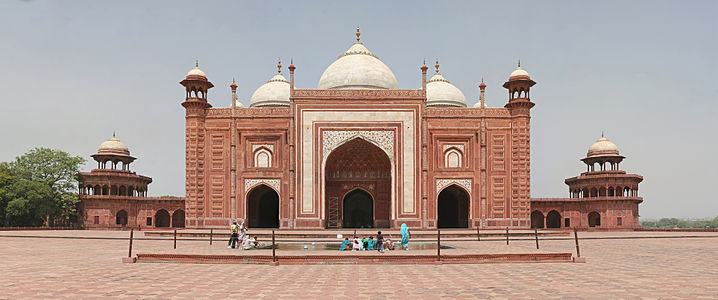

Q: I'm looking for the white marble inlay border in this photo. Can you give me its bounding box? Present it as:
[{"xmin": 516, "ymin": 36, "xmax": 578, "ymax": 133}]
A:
[
  {"xmin": 252, "ymin": 144, "xmax": 274, "ymax": 152},
  {"xmin": 321, "ymin": 130, "xmax": 394, "ymax": 165},
  {"xmin": 244, "ymin": 179, "xmax": 280, "ymax": 194},
  {"xmin": 436, "ymin": 178, "xmax": 472, "ymax": 194},
  {"xmin": 442, "ymin": 144, "xmax": 465, "ymax": 153}
]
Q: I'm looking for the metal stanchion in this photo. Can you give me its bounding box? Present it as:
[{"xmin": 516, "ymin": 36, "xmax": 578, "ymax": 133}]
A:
[
  {"xmin": 173, "ymin": 229, "xmax": 177, "ymax": 249},
  {"xmin": 535, "ymin": 228, "xmax": 539, "ymax": 249},
  {"xmin": 477, "ymin": 227, "xmax": 480, "ymax": 241},
  {"xmin": 209, "ymin": 228, "xmax": 213, "ymax": 245},
  {"xmin": 506, "ymin": 227, "xmax": 509, "ymax": 245},
  {"xmin": 271, "ymin": 230, "xmax": 278, "ymax": 266},
  {"xmin": 128, "ymin": 228, "xmax": 134, "ymax": 257},
  {"xmin": 574, "ymin": 227, "xmax": 581, "ymax": 257},
  {"xmin": 437, "ymin": 228, "xmax": 441, "ymax": 262}
]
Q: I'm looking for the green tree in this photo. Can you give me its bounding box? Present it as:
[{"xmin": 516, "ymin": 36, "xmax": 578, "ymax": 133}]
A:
[
  {"xmin": 5, "ymin": 148, "xmax": 84, "ymax": 226},
  {"xmin": 0, "ymin": 162, "xmax": 16, "ymax": 226}
]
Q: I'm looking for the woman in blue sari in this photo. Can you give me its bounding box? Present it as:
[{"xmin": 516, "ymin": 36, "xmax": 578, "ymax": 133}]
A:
[{"xmin": 400, "ymin": 223, "xmax": 410, "ymax": 250}]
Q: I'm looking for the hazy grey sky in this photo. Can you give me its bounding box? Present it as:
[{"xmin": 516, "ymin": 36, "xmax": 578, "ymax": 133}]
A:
[{"xmin": 1, "ymin": 0, "xmax": 716, "ymax": 219}]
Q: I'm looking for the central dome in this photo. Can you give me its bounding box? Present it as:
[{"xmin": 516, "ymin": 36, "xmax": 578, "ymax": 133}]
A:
[{"xmin": 318, "ymin": 42, "xmax": 398, "ymax": 90}]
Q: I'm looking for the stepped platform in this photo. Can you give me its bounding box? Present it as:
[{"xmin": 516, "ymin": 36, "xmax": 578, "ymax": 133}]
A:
[{"xmin": 144, "ymin": 228, "xmax": 569, "ymax": 242}]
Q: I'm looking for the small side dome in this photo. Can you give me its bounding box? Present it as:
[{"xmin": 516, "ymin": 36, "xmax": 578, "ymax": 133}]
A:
[
  {"xmin": 426, "ymin": 73, "xmax": 466, "ymax": 107},
  {"xmin": 98, "ymin": 136, "xmax": 130, "ymax": 156},
  {"xmin": 509, "ymin": 67, "xmax": 529, "ymax": 79},
  {"xmin": 473, "ymin": 101, "xmax": 487, "ymax": 108},
  {"xmin": 587, "ymin": 135, "xmax": 619, "ymax": 157},
  {"xmin": 250, "ymin": 73, "xmax": 290, "ymax": 107},
  {"xmin": 186, "ymin": 61, "xmax": 207, "ymax": 79},
  {"xmin": 318, "ymin": 29, "xmax": 398, "ymax": 90}
]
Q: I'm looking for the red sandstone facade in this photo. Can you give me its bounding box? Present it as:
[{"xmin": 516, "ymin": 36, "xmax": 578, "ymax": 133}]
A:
[
  {"xmin": 78, "ymin": 136, "xmax": 185, "ymax": 229},
  {"xmin": 180, "ymin": 38, "xmax": 537, "ymax": 230}
]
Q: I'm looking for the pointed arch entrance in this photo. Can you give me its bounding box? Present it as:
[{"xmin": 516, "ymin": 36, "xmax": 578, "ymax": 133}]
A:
[
  {"xmin": 531, "ymin": 210, "xmax": 545, "ymax": 229},
  {"xmin": 588, "ymin": 211, "xmax": 601, "ymax": 227},
  {"xmin": 155, "ymin": 209, "xmax": 170, "ymax": 228},
  {"xmin": 247, "ymin": 184, "xmax": 279, "ymax": 228},
  {"xmin": 115, "ymin": 210, "xmax": 128, "ymax": 226},
  {"xmin": 343, "ymin": 189, "xmax": 373, "ymax": 228},
  {"xmin": 546, "ymin": 210, "xmax": 561, "ymax": 228},
  {"xmin": 437, "ymin": 184, "xmax": 469, "ymax": 228},
  {"xmin": 325, "ymin": 138, "xmax": 391, "ymax": 228}
]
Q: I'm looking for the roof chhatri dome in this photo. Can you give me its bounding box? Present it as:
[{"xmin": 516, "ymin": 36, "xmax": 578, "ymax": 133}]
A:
[
  {"xmin": 587, "ymin": 133, "xmax": 620, "ymax": 157},
  {"xmin": 98, "ymin": 134, "xmax": 130, "ymax": 156},
  {"xmin": 509, "ymin": 61, "xmax": 530, "ymax": 80},
  {"xmin": 186, "ymin": 60, "xmax": 207, "ymax": 78},
  {"xmin": 250, "ymin": 60, "xmax": 290, "ymax": 107},
  {"xmin": 426, "ymin": 60, "xmax": 466, "ymax": 107},
  {"xmin": 318, "ymin": 28, "xmax": 398, "ymax": 90}
]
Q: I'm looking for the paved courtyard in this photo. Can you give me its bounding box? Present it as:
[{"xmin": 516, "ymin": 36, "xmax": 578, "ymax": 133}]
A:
[{"xmin": 1, "ymin": 230, "xmax": 717, "ymax": 299}]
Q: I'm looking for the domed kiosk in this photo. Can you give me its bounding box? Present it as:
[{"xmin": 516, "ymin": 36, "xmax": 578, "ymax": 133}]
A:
[{"xmin": 78, "ymin": 134, "xmax": 184, "ymax": 229}]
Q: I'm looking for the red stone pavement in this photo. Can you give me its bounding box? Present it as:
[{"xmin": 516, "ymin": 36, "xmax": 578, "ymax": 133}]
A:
[{"xmin": 1, "ymin": 230, "xmax": 717, "ymax": 298}]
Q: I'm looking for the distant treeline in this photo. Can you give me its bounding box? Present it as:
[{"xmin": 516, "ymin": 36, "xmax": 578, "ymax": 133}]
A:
[{"xmin": 641, "ymin": 217, "xmax": 718, "ymax": 229}]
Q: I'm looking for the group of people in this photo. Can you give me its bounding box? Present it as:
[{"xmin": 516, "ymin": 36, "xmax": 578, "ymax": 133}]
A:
[
  {"xmin": 339, "ymin": 223, "xmax": 411, "ymax": 252},
  {"xmin": 227, "ymin": 220, "xmax": 260, "ymax": 250}
]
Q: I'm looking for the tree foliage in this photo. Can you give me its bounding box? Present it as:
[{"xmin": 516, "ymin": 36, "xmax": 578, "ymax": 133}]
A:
[
  {"xmin": 0, "ymin": 148, "xmax": 85, "ymax": 227},
  {"xmin": 641, "ymin": 217, "xmax": 718, "ymax": 229}
]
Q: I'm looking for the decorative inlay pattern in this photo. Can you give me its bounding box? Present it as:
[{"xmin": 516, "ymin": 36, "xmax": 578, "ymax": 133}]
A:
[
  {"xmin": 425, "ymin": 107, "xmax": 510, "ymax": 117},
  {"xmin": 293, "ymin": 89, "xmax": 424, "ymax": 99},
  {"xmin": 244, "ymin": 179, "xmax": 280, "ymax": 194},
  {"xmin": 322, "ymin": 130, "xmax": 394, "ymax": 164},
  {"xmin": 436, "ymin": 179, "xmax": 472, "ymax": 194},
  {"xmin": 443, "ymin": 144, "xmax": 465, "ymax": 152},
  {"xmin": 252, "ymin": 144, "xmax": 274, "ymax": 153}
]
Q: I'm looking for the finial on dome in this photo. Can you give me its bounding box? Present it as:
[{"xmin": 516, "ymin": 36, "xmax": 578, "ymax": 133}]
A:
[
  {"xmin": 232, "ymin": 77, "xmax": 236, "ymax": 84},
  {"xmin": 277, "ymin": 58, "xmax": 282, "ymax": 74},
  {"xmin": 481, "ymin": 77, "xmax": 484, "ymax": 83},
  {"xmin": 356, "ymin": 27, "xmax": 360, "ymax": 42},
  {"xmin": 195, "ymin": 60, "xmax": 199, "ymax": 68},
  {"xmin": 434, "ymin": 59, "xmax": 440, "ymax": 73},
  {"xmin": 112, "ymin": 131, "xmax": 115, "ymax": 138},
  {"xmin": 602, "ymin": 131, "xmax": 605, "ymax": 138},
  {"xmin": 517, "ymin": 59, "xmax": 521, "ymax": 68}
]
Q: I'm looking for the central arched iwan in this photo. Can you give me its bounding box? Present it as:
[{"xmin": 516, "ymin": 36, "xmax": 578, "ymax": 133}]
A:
[{"xmin": 325, "ymin": 138, "xmax": 391, "ymax": 228}]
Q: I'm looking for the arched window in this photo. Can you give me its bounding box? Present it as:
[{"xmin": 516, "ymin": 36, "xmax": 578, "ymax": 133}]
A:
[
  {"xmin": 599, "ymin": 187, "xmax": 606, "ymax": 197},
  {"xmin": 444, "ymin": 148, "xmax": 462, "ymax": 168},
  {"xmin": 582, "ymin": 188, "xmax": 589, "ymax": 198},
  {"xmin": 254, "ymin": 148, "xmax": 272, "ymax": 168},
  {"xmin": 119, "ymin": 186, "xmax": 126, "ymax": 196},
  {"xmin": 590, "ymin": 188, "xmax": 598, "ymax": 197}
]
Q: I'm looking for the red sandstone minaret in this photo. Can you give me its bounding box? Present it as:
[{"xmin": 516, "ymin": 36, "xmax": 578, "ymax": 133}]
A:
[
  {"xmin": 503, "ymin": 61, "xmax": 536, "ymax": 227},
  {"xmin": 180, "ymin": 61, "xmax": 213, "ymax": 227}
]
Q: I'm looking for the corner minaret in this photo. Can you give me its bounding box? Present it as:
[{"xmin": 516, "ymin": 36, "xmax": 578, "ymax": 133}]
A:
[
  {"xmin": 503, "ymin": 61, "xmax": 536, "ymax": 115},
  {"xmin": 503, "ymin": 61, "xmax": 536, "ymax": 227},
  {"xmin": 180, "ymin": 61, "xmax": 213, "ymax": 227},
  {"xmin": 180, "ymin": 61, "xmax": 214, "ymax": 116}
]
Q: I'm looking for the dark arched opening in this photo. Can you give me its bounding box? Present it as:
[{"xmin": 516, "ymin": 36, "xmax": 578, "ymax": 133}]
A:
[
  {"xmin": 531, "ymin": 210, "xmax": 545, "ymax": 229},
  {"xmin": 247, "ymin": 184, "xmax": 279, "ymax": 228},
  {"xmin": 546, "ymin": 210, "xmax": 561, "ymax": 228},
  {"xmin": 172, "ymin": 209, "xmax": 185, "ymax": 228},
  {"xmin": 155, "ymin": 209, "xmax": 170, "ymax": 228},
  {"xmin": 342, "ymin": 189, "xmax": 373, "ymax": 228},
  {"xmin": 588, "ymin": 211, "xmax": 601, "ymax": 227},
  {"xmin": 115, "ymin": 210, "xmax": 128, "ymax": 226},
  {"xmin": 437, "ymin": 185, "xmax": 469, "ymax": 228},
  {"xmin": 325, "ymin": 138, "xmax": 391, "ymax": 228}
]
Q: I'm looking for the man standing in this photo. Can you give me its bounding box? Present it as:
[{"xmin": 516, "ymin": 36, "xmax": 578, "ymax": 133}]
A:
[
  {"xmin": 227, "ymin": 221, "xmax": 239, "ymax": 249},
  {"xmin": 376, "ymin": 231, "xmax": 384, "ymax": 253}
]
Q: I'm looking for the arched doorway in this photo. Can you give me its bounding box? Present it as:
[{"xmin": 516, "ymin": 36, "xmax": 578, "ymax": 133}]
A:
[
  {"xmin": 247, "ymin": 184, "xmax": 279, "ymax": 228},
  {"xmin": 342, "ymin": 189, "xmax": 373, "ymax": 228},
  {"xmin": 437, "ymin": 185, "xmax": 469, "ymax": 228},
  {"xmin": 588, "ymin": 211, "xmax": 601, "ymax": 227},
  {"xmin": 531, "ymin": 210, "xmax": 545, "ymax": 229},
  {"xmin": 155, "ymin": 209, "xmax": 170, "ymax": 228},
  {"xmin": 115, "ymin": 210, "xmax": 128, "ymax": 226},
  {"xmin": 172, "ymin": 209, "xmax": 185, "ymax": 228},
  {"xmin": 546, "ymin": 210, "xmax": 561, "ymax": 228},
  {"xmin": 325, "ymin": 138, "xmax": 391, "ymax": 228}
]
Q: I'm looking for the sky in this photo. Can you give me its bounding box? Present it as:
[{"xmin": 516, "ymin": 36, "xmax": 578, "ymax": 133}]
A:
[{"xmin": 0, "ymin": 0, "xmax": 716, "ymax": 219}]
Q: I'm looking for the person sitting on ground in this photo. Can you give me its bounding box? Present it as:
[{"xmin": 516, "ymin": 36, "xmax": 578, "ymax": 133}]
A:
[
  {"xmin": 367, "ymin": 236, "xmax": 375, "ymax": 251},
  {"xmin": 385, "ymin": 238, "xmax": 395, "ymax": 251},
  {"xmin": 362, "ymin": 237, "xmax": 368, "ymax": 250},
  {"xmin": 249, "ymin": 236, "xmax": 260, "ymax": 248},
  {"xmin": 339, "ymin": 237, "xmax": 351, "ymax": 251},
  {"xmin": 352, "ymin": 239, "xmax": 361, "ymax": 251}
]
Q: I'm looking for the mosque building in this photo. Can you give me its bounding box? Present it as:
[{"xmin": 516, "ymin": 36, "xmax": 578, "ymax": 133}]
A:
[{"xmin": 77, "ymin": 29, "xmax": 644, "ymax": 230}]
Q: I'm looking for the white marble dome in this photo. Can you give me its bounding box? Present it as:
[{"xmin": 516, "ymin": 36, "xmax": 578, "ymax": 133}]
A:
[
  {"xmin": 587, "ymin": 136, "xmax": 619, "ymax": 157},
  {"xmin": 186, "ymin": 65, "xmax": 206, "ymax": 78},
  {"xmin": 250, "ymin": 73, "xmax": 290, "ymax": 107},
  {"xmin": 473, "ymin": 101, "xmax": 487, "ymax": 108},
  {"xmin": 98, "ymin": 136, "xmax": 130, "ymax": 155},
  {"xmin": 426, "ymin": 73, "xmax": 466, "ymax": 107},
  {"xmin": 509, "ymin": 66, "xmax": 530, "ymax": 79},
  {"xmin": 318, "ymin": 42, "xmax": 398, "ymax": 90}
]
